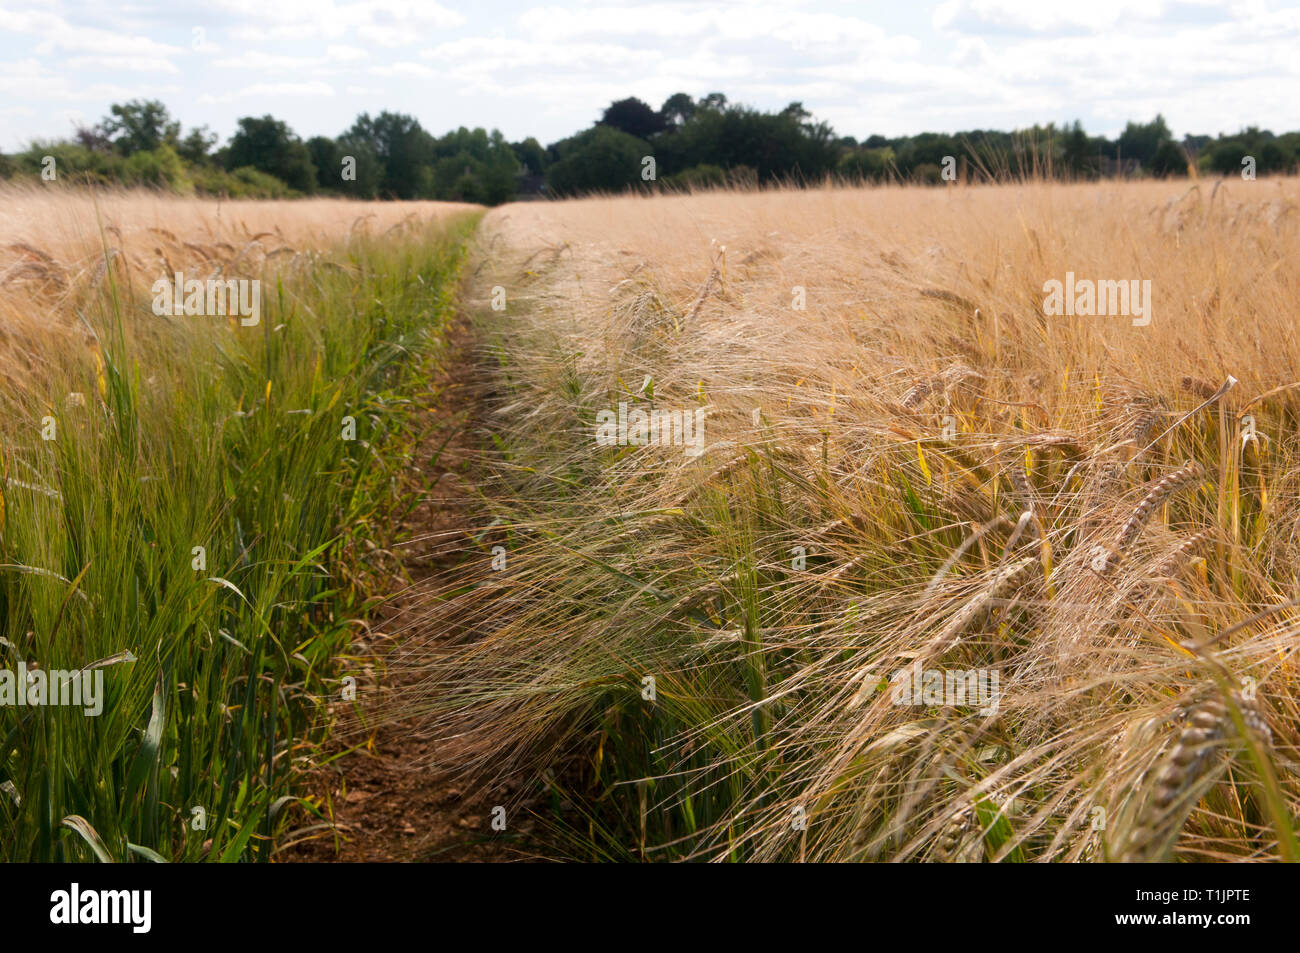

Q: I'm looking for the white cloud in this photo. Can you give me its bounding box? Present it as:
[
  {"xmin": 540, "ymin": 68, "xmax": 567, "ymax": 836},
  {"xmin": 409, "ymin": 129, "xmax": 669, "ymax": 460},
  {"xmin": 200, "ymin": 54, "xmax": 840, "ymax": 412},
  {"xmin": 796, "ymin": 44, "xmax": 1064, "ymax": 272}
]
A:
[
  {"xmin": 1, "ymin": 0, "xmax": 1298, "ymax": 150},
  {"xmin": 216, "ymin": 51, "xmax": 329, "ymax": 71},
  {"xmin": 934, "ymin": 0, "xmax": 1174, "ymax": 33},
  {"xmin": 327, "ymin": 44, "xmax": 370, "ymax": 61},
  {"xmin": 516, "ymin": 2, "xmax": 908, "ymax": 53},
  {"xmin": 197, "ymin": 81, "xmax": 334, "ymax": 104},
  {"xmin": 219, "ymin": 0, "xmax": 464, "ymax": 45},
  {"xmin": 368, "ymin": 62, "xmax": 436, "ymax": 77},
  {"xmin": 423, "ymin": 37, "xmax": 659, "ymax": 70},
  {"xmin": 65, "ymin": 55, "xmax": 181, "ymax": 73},
  {"xmin": 5, "ymin": 8, "xmax": 183, "ymax": 58}
]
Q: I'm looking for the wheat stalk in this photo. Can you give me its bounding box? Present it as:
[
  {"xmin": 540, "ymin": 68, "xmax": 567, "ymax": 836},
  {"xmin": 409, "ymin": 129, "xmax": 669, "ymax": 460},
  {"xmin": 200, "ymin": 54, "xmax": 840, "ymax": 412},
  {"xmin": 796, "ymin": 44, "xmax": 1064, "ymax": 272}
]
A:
[
  {"xmin": 1112, "ymin": 460, "xmax": 1204, "ymax": 557},
  {"xmin": 1116, "ymin": 689, "xmax": 1271, "ymax": 862}
]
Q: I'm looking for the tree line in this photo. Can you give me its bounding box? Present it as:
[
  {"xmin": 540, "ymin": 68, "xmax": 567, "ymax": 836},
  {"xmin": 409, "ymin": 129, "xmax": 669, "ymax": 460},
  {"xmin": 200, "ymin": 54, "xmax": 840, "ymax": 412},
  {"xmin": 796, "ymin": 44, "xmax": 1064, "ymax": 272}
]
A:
[{"xmin": 2, "ymin": 95, "xmax": 1297, "ymax": 202}]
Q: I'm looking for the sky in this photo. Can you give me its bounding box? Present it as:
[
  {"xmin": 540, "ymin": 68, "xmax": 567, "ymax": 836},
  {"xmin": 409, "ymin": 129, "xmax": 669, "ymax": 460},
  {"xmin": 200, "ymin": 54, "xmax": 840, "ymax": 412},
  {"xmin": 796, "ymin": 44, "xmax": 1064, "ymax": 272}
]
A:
[{"xmin": 1, "ymin": 0, "xmax": 1298, "ymax": 152}]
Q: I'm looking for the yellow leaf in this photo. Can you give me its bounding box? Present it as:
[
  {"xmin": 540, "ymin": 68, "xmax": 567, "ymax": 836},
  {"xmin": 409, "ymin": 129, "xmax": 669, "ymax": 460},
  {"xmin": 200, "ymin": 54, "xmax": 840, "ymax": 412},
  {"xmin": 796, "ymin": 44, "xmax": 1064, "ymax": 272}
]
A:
[
  {"xmin": 917, "ymin": 443, "xmax": 932, "ymax": 485},
  {"xmin": 93, "ymin": 348, "xmax": 107, "ymax": 400}
]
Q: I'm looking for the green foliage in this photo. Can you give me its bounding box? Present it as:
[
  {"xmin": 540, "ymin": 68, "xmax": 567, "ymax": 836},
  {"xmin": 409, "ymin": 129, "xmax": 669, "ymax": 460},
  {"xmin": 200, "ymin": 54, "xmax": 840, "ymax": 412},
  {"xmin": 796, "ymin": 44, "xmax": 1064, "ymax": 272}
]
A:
[
  {"xmin": 177, "ymin": 126, "xmax": 218, "ymax": 165},
  {"xmin": 1150, "ymin": 139, "xmax": 1190, "ymax": 177},
  {"xmin": 511, "ymin": 137, "xmax": 546, "ymax": 176},
  {"xmin": 891, "ymin": 132, "xmax": 958, "ymax": 173},
  {"xmin": 122, "ymin": 144, "xmax": 192, "ymax": 191},
  {"xmin": 1060, "ymin": 120, "xmax": 1098, "ymax": 178},
  {"xmin": 661, "ymin": 92, "xmax": 697, "ymax": 129},
  {"xmin": 838, "ymin": 147, "xmax": 894, "ymax": 181},
  {"xmin": 429, "ymin": 127, "xmax": 521, "ymax": 204},
  {"xmin": 102, "ymin": 99, "xmax": 180, "ymax": 156},
  {"xmin": 654, "ymin": 101, "xmax": 838, "ymax": 185},
  {"xmin": 600, "ymin": 97, "xmax": 668, "ymax": 140},
  {"xmin": 6, "ymin": 97, "xmax": 1299, "ymax": 201},
  {"xmin": 1117, "ymin": 114, "xmax": 1173, "ymax": 168},
  {"xmin": 1201, "ymin": 128, "xmax": 1298, "ymax": 176},
  {"xmin": 344, "ymin": 111, "xmax": 437, "ymax": 200},
  {"xmin": 11, "ymin": 142, "xmax": 122, "ymax": 184},
  {"xmin": 547, "ymin": 125, "xmax": 651, "ymax": 196},
  {"xmin": 191, "ymin": 165, "xmax": 298, "ymax": 198},
  {"xmin": 306, "ymin": 136, "xmax": 343, "ymax": 192},
  {"xmin": 227, "ymin": 116, "xmax": 317, "ymax": 194},
  {"xmin": 332, "ymin": 137, "xmax": 383, "ymax": 199}
]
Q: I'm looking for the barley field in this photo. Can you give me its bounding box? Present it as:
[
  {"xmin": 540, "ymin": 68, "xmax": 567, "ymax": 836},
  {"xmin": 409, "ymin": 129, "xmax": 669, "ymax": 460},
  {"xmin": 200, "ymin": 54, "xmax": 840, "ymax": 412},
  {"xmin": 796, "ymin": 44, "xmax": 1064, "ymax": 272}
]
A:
[
  {"xmin": 3, "ymin": 176, "xmax": 1299, "ymax": 863},
  {"xmin": 403, "ymin": 177, "xmax": 1300, "ymax": 861}
]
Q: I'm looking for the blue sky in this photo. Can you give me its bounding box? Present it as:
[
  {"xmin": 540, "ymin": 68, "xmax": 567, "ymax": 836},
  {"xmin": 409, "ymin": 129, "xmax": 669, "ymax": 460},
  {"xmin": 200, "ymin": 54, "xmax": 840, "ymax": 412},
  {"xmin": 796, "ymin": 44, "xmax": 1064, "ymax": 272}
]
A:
[{"xmin": 2, "ymin": 0, "xmax": 1298, "ymax": 151}]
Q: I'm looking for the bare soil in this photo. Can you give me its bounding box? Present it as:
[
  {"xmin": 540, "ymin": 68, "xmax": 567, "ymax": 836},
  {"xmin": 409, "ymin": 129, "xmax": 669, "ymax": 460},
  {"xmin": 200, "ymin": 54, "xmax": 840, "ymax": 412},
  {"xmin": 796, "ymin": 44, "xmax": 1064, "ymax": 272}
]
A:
[{"xmin": 279, "ymin": 311, "xmax": 540, "ymax": 862}]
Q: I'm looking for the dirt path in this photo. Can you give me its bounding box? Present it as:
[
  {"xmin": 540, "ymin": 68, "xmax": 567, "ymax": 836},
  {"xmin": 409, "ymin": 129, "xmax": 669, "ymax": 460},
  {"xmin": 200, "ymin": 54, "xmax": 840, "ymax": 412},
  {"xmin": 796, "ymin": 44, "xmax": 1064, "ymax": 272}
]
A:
[{"xmin": 279, "ymin": 307, "xmax": 538, "ymax": 862}]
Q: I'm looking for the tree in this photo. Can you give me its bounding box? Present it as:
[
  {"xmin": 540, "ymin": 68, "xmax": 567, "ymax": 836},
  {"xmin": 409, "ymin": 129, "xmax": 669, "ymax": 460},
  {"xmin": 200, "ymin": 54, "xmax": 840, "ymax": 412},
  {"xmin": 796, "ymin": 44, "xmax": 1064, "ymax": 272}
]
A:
[
  {"xmin": 430, "ymin": 127, "xmax": 521, "ymax": 204},
  {"xmin": 1202, "ymin": 128, "xmax": 1296, "ymax": 176},
  {"xmin": 599, "ymin": 98, "xmax": 667, "ymax": 140},
  {"xmin": 177, "ymin": 126, "xmax": 218, "ymax": 165},
  {"xmin": 660, "ymin": 93, "xmax": 696, "ymax": 129},
  {"xmin": 1258, "ymin": 138, "xmax": 1294, "ymax": 173},
  {"xmin": 838, "ymin": 147, "xmax": 894, "ymax": 182},
  {"xmin": 780, "ymin": 102, "xmax": 812, "ymax": 123},
  {"xmin": 101, "ymin": 100, "xmax": 179, "ymax": 155},
  {"xmin": 654, "ymin": 101, "xmax": 838, "ymax": 185},
  {"xmin": 546, "ymin": 125, "xmax": 650, "ymax": 196},
  {"xmin": 72, "ymin": 122, "xmax": 113, "ymax": 155},
  {"xmin": 343, "ymin": 111, "xmax": 436, "ymax": 199},
  {"xmin": 226, "ymin": 115, "xmax": 317, "ymax": 193},
  {"xmin": 511, "ymin": 137, "xmax": 546, "ymax": 175},
  {"xmin": 1061, "ymin": 120, "xmax": 1095, "ymax": 178},
  {"xmin": 1149, "ymin": 139, "xmax": 1189, "ymax": 177},
  {"xmin": 122, "ymin": 144, "xmax": 190, "ymax": 190},
  {"xmin": 305, "ymin": 136, "xmax": 341, "ymax": 191},
  {"xmin": 333, "ymin": 135, "xmax": 382, "ymax": 198},
  {"xmin": 1117, "ymin": 115, "xmax": 1173, "ymax": 169},
  {"xmin": 892, "ymin": 131, "xmax": 959, "ymax": 177}
]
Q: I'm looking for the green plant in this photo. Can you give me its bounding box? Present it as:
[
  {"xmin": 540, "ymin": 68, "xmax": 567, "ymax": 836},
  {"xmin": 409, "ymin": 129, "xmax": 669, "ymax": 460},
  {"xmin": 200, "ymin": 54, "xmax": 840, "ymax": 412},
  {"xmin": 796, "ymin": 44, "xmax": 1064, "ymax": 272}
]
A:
[{"xmin": 0, "ymin": 211, "xmax": 479, "ymax": 861}]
